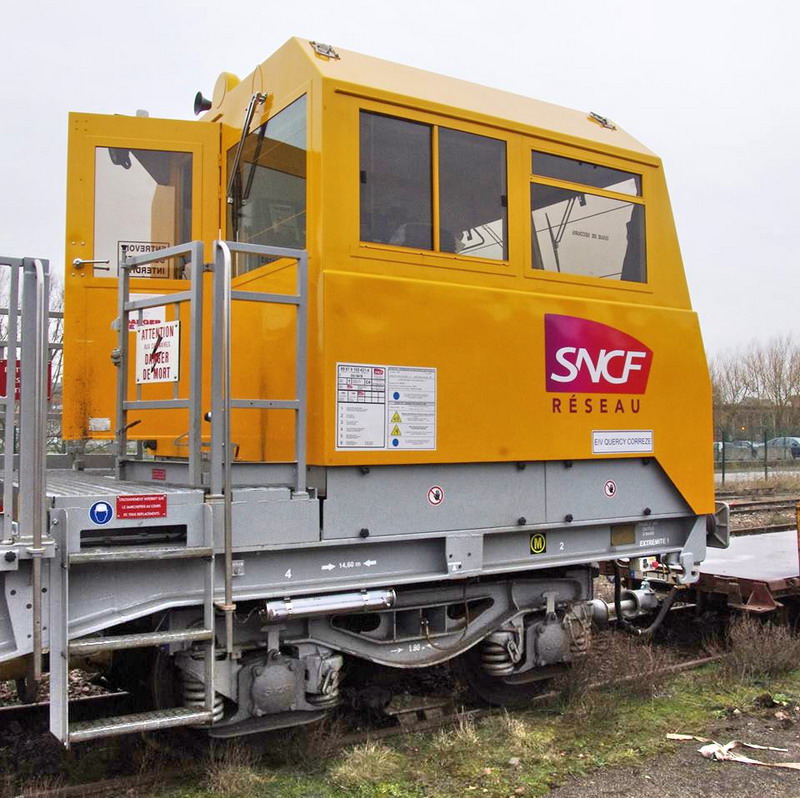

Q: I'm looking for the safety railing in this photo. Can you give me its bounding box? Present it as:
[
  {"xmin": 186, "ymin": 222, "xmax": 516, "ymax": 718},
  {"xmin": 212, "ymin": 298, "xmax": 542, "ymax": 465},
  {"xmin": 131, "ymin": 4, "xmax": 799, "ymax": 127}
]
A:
[
  {"xmin": 209, "ymin": 241, "xmax": 308, "ymax": 495},
  {"xmin": 116, "ymin": 242, "xmax": 205, "ymax": 486},
  {"xmin": 210, "ymin": 240, "xmax": 308, "ymax": 653},
  {"xmin": 0, "ymin": 255, "xmax": 50, "ymax": 683}
]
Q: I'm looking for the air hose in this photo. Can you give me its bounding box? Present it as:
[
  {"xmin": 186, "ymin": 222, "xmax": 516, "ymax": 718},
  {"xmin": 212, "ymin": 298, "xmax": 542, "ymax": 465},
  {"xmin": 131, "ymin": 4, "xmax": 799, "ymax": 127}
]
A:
[{"xmin": 613, "ymin": 561, "xmax": 679, "ymax": 638}]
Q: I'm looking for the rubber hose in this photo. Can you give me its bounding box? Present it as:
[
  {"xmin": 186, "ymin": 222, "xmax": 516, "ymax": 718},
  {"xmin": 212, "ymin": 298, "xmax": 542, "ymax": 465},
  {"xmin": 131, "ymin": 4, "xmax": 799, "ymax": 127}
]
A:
[{"xmin": 613, "ymin": 561, "xmax": 679, "ymax": 638}]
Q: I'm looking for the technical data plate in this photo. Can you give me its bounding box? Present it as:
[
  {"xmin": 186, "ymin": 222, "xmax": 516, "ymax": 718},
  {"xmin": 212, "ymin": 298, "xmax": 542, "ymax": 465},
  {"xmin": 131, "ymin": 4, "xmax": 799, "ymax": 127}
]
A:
[{"xmin": 700, "ymin": 529, "xmax": 800, "ymax": 582}]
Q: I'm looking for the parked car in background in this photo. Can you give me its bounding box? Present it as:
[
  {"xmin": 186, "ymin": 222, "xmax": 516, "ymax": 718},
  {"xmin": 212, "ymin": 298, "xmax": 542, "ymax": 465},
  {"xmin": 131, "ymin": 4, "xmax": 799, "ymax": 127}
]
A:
[
  {"xmin": 765, "ymin": 436, "xmax": 800, "ymax": 459},
  {"xmin": 714, "ymin": 440, "xmax": 759, "ymax": 460}
]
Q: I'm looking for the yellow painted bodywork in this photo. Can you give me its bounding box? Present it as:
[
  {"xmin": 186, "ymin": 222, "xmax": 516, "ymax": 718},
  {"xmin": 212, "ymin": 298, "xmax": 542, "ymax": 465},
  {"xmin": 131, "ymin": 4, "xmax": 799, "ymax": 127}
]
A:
[{"xmin": 63, "ymin": 38, "xmax": 714, "ymax": 514}]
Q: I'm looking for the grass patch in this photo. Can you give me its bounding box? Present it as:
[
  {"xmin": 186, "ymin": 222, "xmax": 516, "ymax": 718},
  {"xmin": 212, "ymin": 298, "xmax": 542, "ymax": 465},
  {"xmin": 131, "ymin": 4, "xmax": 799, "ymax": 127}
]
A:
[
  {"xmin": 553, "ymin": 630, "xmax": 674, "ymax": 723},
  {"xmin": 330, "ymin": 741, "xmax": 406, "ymax": 790},
  {"xmin": 152, "ymin": 655, "xmax": 800, "ymax": 798},
  {"xmin": 206, "ymin": 740, "xmax": 273, "ymax": 795},
  {"xmin": 722, "ymin": 613, "xmax": 800, "ymax": 682}
]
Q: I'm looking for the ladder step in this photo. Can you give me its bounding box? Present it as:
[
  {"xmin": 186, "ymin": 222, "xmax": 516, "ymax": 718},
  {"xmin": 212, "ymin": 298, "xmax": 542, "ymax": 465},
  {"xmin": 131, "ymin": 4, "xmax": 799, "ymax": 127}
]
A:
[
  {"xmin": 69, "ymin": 628, "xmax": 213, "ymax": 655},
  {"xmin": 70, "ymin": 545, "xmax": 213, "ymax": 564},
  {"xmin": 69, "ymin": 707, "xmax": 214, "ymax": 743}
]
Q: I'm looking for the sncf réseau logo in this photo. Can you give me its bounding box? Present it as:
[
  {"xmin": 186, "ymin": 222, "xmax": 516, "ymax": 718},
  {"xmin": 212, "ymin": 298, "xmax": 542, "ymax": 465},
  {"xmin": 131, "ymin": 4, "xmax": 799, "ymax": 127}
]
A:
[{"xmin": 545, "ymin": 315, "xmax": 653, "ymax": 394}]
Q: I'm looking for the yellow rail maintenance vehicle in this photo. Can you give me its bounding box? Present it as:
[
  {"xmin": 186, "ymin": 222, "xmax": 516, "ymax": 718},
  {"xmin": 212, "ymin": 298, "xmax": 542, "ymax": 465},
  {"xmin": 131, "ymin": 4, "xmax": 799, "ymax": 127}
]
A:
[{"xmin": 0, "ymin": 38, "xmax": 727, "ymax": 744}]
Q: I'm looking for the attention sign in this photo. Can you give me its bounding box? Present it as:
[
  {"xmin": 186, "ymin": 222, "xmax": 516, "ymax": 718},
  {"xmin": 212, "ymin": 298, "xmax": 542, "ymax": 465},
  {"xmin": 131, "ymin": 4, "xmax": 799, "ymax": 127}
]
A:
[{"xmin": 135, "ymin": 321, "xmax": 180, "ymax": 384}]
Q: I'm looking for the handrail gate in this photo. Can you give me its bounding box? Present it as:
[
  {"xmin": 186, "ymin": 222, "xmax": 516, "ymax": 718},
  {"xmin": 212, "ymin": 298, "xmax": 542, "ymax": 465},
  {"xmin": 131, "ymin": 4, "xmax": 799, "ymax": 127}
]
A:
[
  {"xmin": 116, "ymin": 239, "xmax": 308, "ymax": 652},
  {"xmin": 0, "ymin": 255, "xmax": 50, "ymax": 688}
]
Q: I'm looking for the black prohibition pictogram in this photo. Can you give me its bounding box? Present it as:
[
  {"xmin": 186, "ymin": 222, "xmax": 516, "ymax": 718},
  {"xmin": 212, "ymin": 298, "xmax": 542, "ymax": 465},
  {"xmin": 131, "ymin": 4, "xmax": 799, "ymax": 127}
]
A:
[{"xmin": 427, "ymin": 486, "xmax": 444, "ymax": 506}]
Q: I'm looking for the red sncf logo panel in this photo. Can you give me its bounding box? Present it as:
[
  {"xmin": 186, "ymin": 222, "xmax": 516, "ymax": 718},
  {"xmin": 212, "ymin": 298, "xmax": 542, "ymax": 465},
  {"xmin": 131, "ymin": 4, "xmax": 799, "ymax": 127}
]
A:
[{"xmin": 545, "ymin": 315, "xmax": 653, "ymax": 394}]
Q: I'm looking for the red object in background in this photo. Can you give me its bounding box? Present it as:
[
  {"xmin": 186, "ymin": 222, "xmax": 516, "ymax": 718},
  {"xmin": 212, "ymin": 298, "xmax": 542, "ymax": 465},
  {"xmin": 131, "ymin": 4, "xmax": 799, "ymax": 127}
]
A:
[
  {"xmin": 0, "ymin": 359, "xmax": 53, "ymax": 400},
  {"xmin": 116, "ymin": 494, "xmax": 167, "ymax": 519}
]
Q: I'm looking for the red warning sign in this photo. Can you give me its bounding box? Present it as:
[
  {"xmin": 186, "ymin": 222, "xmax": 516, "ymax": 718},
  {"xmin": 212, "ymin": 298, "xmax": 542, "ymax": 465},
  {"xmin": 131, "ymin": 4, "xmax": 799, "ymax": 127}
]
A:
[
  {"xmin": 116, "ymin": 494, "xmax": 167, "ymax": 519},
  {"xmin": 427, "ymin": 486, "xmax": 444, "ymax": 506}
]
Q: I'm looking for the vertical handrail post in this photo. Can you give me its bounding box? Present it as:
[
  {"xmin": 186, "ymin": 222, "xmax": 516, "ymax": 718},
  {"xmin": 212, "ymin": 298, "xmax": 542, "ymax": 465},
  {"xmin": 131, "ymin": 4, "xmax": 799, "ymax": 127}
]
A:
[
  {"xmin": 188, "ymin": 241, "xmax": 205, "ymax": 487},
  {"xmin": 295, "ymin": 252, "xmax": 308, "ymax": 494},
  {"xmin": 20, "ymin": 257, "xmax": 49, "ymax": 683},
  {"xmin": 210, "ymin": 245, "xmax": 225, "ymax": 496},
  {"xmin": 115, "ymin": 255, "xmax": 131, "ymax": 478},
  {"xmin": 213, "ymin": 241, "xmax": 235, "ymax": 654}
]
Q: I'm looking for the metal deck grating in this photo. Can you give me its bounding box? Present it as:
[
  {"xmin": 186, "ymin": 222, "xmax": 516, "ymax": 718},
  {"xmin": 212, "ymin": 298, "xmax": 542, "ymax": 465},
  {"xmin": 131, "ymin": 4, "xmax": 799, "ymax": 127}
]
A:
[{"xmin": 43, "ymin": 468, "xmax": 200, "ymax": 498}]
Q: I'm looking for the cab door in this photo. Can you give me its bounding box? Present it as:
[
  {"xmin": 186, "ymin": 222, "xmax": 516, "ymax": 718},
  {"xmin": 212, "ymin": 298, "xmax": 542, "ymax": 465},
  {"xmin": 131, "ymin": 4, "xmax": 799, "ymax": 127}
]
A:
[{"xmin": 63, "ymin": 113, "xmax": 220, "ymax": 445}]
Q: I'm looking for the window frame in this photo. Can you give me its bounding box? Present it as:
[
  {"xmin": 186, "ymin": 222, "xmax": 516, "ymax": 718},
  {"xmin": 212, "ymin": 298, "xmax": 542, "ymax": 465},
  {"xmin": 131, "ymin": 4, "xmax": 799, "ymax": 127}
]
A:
[
  {"xmin": 526, "ymin": 145, "xmax": 650, "ymax": 291},
  {"xmin": 354, "ymin": 101, "xmax": 513, "ymax": 275}
]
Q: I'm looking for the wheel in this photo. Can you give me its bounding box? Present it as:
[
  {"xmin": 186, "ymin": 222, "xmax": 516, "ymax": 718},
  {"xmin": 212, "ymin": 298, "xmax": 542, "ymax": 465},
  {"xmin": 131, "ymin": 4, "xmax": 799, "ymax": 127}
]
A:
[{"xmin": 453, "ymin": 645, "xmax": 564, "ymax": 709}]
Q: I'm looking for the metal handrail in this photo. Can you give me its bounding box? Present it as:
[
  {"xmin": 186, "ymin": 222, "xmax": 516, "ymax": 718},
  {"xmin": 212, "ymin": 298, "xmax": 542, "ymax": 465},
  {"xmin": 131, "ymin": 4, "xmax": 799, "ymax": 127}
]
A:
[
  {"xmin": 215, "ymin": 241, "xmax": 235, "ymax": 654},
  {"xmin": 0, "ymin": 259, "xmax": 21, "ymax": 545},
  {"xmin": 30, "ymin": 258, "xmax": 48, "ymax": 683},
  {"xmin": 212, "ymin": 240, "xmax": 308, "ymax": 493},
  {"xmin": 115, "ymin": 242, "xmax": 205, "ymax": 486},
  {"xmin": 210, "ymin": 240, "xmax": 308, "ymax": 654}
]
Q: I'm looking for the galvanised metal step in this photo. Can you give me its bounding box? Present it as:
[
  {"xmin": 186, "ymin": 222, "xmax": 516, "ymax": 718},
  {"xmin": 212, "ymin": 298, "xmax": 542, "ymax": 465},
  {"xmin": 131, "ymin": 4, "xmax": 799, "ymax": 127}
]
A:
[
  {"xmin": 69, "ymin": 707, "xmax": 214, "ymax": 742},
  {"xmin": 69, "ymin": 545, "xmax": 213, "ymax": 564},
  {"xmin": 68, "ymin": 628, "xmax": 213, "ymax": 655}
]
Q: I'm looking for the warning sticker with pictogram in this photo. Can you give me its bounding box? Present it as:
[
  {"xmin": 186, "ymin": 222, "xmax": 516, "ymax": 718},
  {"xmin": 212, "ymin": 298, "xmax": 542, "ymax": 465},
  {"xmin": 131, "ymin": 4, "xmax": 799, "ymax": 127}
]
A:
[
  {"xmin": 336, "ymin": 362, "xmax": 436, "ymax": 450},
  {"xmin": 427, "ymin": 486, "xmax": 444, "ymax": 506},
  {"xmin": 604, "ymin": 480, "xmax": 617, "ymax": 498}
]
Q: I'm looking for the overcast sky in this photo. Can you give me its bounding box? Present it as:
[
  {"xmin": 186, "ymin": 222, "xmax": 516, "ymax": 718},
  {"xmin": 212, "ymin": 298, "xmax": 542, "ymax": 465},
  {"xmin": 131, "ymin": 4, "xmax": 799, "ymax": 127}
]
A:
[{"xmin": 2, "ymin": 0, "xmax": 797, "ymax": 356}]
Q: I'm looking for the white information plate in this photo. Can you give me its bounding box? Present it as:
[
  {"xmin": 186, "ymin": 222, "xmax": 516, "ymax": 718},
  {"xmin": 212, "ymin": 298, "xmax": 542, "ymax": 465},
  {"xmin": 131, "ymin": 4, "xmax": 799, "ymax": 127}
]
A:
[
  {"xmin": 592, "ymin": 429, "xmax": 653, "ymax": 454},
  {"xmin": 336, "ymin": 363, "xmax": 436, "ymax": 450},
  {"xmin": 135, "ymin": 320, "xmax": 180, "ymax": 384}
]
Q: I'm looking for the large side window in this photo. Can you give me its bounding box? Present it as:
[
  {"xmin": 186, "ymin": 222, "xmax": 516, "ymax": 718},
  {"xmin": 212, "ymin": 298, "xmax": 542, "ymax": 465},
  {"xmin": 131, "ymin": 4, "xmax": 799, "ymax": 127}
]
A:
[
  {"xmin": 439, "ymin": 128, "xmax": 507, "ymax": 260},
  {"xmin": 530, "ymin": 152, "xmax": 645, "ymax": 282},
  {"xmin": 228, "ymin": 95, "xmax": 307, "ymax": 274},
  {"xmin": 359, "ymin": 113, "xmax": 432, "ymax": 248},
  {"xmin": 359, "ymin": 111, "xmax": 508, "ymax": 261}
]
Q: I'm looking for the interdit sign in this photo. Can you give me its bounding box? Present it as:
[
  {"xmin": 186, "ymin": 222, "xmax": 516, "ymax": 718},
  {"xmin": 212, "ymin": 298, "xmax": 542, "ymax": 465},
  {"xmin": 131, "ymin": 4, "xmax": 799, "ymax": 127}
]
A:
[{"xmin": 544, "ymin": 315, "xmax": 653, "ymax": 394}]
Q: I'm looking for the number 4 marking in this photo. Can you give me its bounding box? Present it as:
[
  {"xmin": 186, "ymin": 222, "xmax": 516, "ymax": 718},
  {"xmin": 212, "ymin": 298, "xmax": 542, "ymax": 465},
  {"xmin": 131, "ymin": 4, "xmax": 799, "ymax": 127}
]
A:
[{"xmin": 284, "ymin": 569, "xmax": 292, "ymax": 579}]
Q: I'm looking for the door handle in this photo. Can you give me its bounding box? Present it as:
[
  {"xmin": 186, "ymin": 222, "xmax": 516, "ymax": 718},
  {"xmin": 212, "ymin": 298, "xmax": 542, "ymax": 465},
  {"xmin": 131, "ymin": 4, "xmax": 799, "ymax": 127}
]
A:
[{"xmin": 73, "ymin": 258, "xmax": 111, "ymax": 271}]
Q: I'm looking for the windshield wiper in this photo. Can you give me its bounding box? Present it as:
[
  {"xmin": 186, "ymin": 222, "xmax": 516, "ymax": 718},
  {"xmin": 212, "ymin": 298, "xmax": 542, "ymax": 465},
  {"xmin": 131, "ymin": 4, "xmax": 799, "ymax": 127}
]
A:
[{"xmin": 225, "ymin": 92, "xmax": 267, "ymax": 207}]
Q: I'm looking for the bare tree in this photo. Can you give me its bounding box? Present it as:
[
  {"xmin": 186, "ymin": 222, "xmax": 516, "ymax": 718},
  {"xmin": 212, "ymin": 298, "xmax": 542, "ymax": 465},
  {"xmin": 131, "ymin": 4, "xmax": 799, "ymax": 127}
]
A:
[{"xmin": 710, "ymin": 335, "xmax": 800, "ymax": 439}]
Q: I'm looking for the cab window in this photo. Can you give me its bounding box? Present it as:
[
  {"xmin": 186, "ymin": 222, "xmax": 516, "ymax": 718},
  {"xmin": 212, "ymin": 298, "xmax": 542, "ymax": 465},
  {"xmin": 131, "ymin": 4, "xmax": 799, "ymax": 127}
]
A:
[
  {"xmin": 94, "ymin": 148, "xmax": 192, "ymax": 278},
  {"xmin": 530, "ymin": 152, "xmax": 645, "ymax": 282},
  {"xmin": 359, "ymin": 111, "xmax": 507, "ymax": 261},
  {"xmin": 359, "ymin": 113, "xmax": 432, "ymax": 248},
  {"xmin": 227, "ymin": 95, "xmax": 307, "ymax": 274}
]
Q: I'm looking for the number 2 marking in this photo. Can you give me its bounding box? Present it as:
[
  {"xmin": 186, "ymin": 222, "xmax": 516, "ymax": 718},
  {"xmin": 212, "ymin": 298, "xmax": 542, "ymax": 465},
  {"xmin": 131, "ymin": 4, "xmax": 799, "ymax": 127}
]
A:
[{"xmin": 559, "ymin": 541, "xmax": 565, "ymax": 551}]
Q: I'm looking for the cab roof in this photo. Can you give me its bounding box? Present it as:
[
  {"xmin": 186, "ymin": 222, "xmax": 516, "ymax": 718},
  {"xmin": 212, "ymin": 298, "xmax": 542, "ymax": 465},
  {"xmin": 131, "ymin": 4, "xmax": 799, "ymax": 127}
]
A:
[{"xmin": 208, "ymin": 38, "xmax": 655, "ymax": 163}]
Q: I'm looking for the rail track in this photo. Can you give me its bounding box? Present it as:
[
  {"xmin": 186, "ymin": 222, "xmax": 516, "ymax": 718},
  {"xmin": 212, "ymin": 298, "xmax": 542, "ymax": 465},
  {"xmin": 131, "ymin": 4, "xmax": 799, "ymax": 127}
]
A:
[
  {"xmin": 12, "ymin": 654, "xmax": 723, "ymax": 798},
  {"xmin": 728, "ymin": 498, "xmax": 799, "ymax": 514}
]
